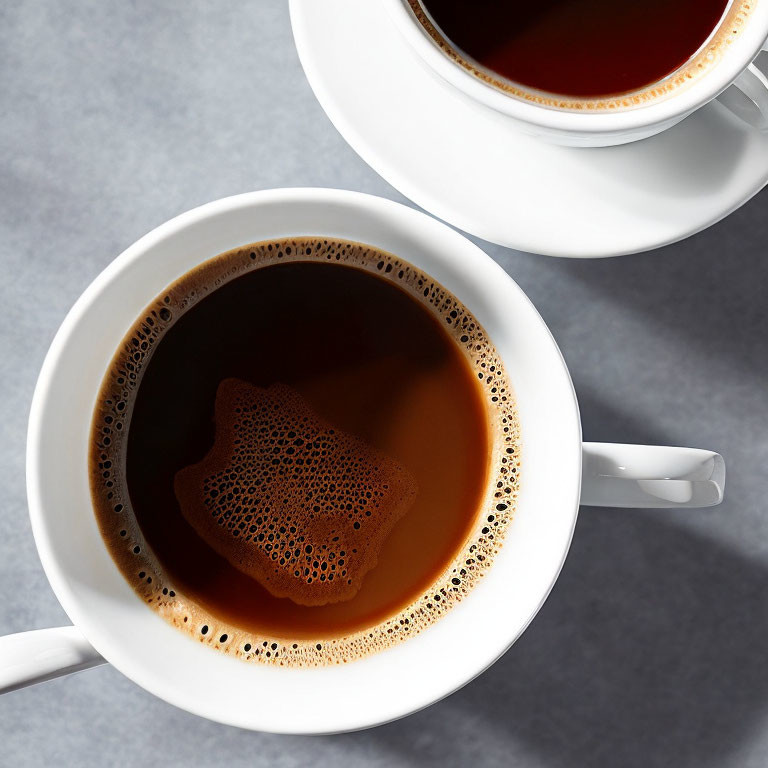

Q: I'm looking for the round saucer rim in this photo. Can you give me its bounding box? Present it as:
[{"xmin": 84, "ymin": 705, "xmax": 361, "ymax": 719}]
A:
[{"xmin": 289, "ymin": 0, "xmax": 768, "ymax": 258}]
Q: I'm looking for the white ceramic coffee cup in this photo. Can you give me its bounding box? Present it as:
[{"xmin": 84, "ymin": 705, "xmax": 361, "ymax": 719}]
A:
[
  {"xmin": 0, "ymin": 189, "xmax": 725, "ymax": 731},
  {"xmin": 382, "ymin": 0, "xmax": 768, "ymax": 146}
]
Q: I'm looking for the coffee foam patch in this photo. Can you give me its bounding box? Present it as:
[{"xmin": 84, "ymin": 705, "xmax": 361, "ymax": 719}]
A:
[
  {"xmin": 90, "ymin": 237, "xmax": 521, "ymax": 667},
  {"xmin": 174, "ymin": 380, "xmax": 417, "ymax": 606}
]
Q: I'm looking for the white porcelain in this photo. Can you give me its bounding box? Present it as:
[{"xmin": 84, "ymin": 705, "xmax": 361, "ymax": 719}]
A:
[
  {"xmin": 2, "ymin": 189, "xmax": 724, "ymax": 731},
  {"xmin": 290, "ymin": 0, "xmax": 768, "ymax": 257},
  {"xmin": 382, "ymin": 0, "xmax": 768, "ymax": 146},
  {"xmin": 0, "ymin": 628, "xmax": 105, "ymax": 694}
]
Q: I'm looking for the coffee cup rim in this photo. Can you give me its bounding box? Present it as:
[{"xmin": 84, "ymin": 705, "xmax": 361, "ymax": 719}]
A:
[
  {"xmin": 381, "ymin": 0, "xmax": 768, "ymax": 135},
  {"xmin": 26, "ymin": 188, "xmax": 582, "ymax": 732}
]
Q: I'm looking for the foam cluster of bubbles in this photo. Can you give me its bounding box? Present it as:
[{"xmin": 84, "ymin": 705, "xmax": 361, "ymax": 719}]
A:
[
  {"xmin": 90, "ymin": 236, "xmax": 521, "ymax": 667},
  {"xmin": 174, "ymin": 379, "xmax": 417, "ymax": 606}
]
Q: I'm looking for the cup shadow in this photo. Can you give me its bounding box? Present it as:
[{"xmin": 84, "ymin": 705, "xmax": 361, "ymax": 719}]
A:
[
  {"xmin": 536, "ymin": 190, "xmax": 768, "ymax": 384},
  {"xmin": 333, "ymin": 392, "xmax": 768, "ymax": 768}
]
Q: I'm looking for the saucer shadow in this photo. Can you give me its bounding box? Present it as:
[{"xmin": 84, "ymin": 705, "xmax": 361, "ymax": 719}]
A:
[
  {"xmin": 542, "ymin": 191, "xmax": 768, "ymax": 384},
  {"xmin": 570, "ymin": 99, "xmax": 749, "ymax": 202},
  {"xmin": 340, "ymin": 393, "xmax": 768, "ymax": 768}
]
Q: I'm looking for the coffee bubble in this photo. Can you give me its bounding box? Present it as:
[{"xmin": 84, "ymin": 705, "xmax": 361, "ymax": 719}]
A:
[
  {"xmin": 89, "ymin": 237, "xmax": 521, "ymax": 667},
  {"xmin": 174, "ymin": 380, "xmax": 418, "ymax": 606}
]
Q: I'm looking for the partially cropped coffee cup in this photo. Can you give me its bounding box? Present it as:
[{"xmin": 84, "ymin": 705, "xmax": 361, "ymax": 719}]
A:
[
  {"xmin": 383, "ymin": 0, "xmax": 768, "ymax": 145},
  {"xmin": 1, "ymin": 189, "xmax": 725, "ymax": 732}
]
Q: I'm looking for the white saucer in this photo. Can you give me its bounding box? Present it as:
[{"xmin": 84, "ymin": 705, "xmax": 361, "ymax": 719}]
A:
[{"xmin": 290, "ymin": 0, "xmax": 768, "ymax": 257}]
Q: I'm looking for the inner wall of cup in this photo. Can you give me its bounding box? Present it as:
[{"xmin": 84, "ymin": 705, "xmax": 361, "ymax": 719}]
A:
[
  {"xmin": 28, "ymin": 192, "xmax": 583, "ymax": 731},
  {"xmin": 90, "ymin": 237, "xmax": 523, "ymax": 667},
  {"xmin": 406, "ymin": 0, "xmax": 753, "ymax": 112}
]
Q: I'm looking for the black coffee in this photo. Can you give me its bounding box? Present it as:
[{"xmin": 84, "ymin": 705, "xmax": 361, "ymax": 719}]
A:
[
  {"xmin": 90, "ymin": 238, "xmax": 521, "ymax": 666},
  {"xmin": 414, "ymin": 0, "xmax": 731, "ymax": 97}
]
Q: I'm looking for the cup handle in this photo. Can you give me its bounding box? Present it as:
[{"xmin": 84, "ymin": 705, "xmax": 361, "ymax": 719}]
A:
[
  {"xmin": 0, "ymin": 626, "xmax": 105, "ymax": 694},
  {"xmin": 581, "ymin": 442, "xmax": 725, "ymax": 509},
  {"xmin": 719, "ymin": 39, "xmax": 768, "ymax": 130},
  {"xmin": 0, "ymin": 446, "xmax": 728, "ymax": 695}
]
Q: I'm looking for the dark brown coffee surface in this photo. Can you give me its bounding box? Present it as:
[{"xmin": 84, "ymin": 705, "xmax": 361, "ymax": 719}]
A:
[
  {"xmin": 417, "ymin": 0, "xmax": 730, "ymax": 97},
  {"xmin": 95, "ymin": 246, "xmax": 495, "ymax": 642}
]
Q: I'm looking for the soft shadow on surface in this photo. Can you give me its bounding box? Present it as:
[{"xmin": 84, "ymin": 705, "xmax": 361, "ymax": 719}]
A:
[
  {"xmin": 544, "ymin": 192, "xmax": 768, "ymax": 382},
  {"xmin": 348, "ymin": 392, "xmax": 768, "ymax": 768}
]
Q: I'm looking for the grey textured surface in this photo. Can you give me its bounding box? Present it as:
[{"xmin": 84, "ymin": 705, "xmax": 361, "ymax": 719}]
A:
[{"xmin": 1, "ymin": 1, "xmax": 767, "ymax": 766}]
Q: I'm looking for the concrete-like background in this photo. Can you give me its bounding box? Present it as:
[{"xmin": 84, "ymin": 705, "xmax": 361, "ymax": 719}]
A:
[{"xmin": 1, "ymin": 2, "xmax": 766, "ymax": 766}]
